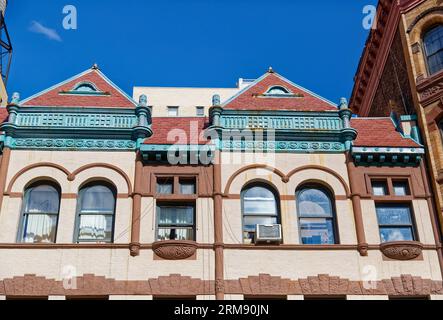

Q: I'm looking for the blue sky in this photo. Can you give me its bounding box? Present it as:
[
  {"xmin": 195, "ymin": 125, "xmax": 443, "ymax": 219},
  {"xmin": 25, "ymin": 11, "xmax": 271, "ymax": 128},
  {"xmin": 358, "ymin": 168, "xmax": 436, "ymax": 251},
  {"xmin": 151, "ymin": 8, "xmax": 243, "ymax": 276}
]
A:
[{"xmin": 7, "ymin": 0, "xmax": 377, "ymax": 103}]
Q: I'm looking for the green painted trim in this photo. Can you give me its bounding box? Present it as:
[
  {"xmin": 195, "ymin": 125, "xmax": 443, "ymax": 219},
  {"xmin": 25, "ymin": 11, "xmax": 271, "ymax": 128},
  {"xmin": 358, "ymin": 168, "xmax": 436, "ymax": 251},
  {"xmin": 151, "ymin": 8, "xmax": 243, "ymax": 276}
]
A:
[
  {"xmin": 10, "ymin": 137, "xmax": 137, "ymax": 151},
  {"xmin": 219, "ymin": 140, "xmax": 346, "ymax": 153},
  {"xmin": 400, "ymin": 115, "xmax": 418, "ymax": 121},
  {"xmin": 140, "ymin": 144, "xmax": 215, "ymax": 152},
  {"xmin": 351, "ymin": 147, "xmax": 424, "ymax": 167},
  {"xmin": 0, "ymin": 105, "xmax": 152, "ymax": 151}
]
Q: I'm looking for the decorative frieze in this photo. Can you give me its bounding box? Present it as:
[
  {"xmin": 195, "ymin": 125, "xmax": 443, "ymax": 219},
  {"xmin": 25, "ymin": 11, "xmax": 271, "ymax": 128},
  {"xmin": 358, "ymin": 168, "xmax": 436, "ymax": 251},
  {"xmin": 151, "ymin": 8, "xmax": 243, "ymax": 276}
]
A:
[
  {"xmin": 11, "ymin": 138, "xmax": 136, "ymax": 151},
  {"xmin": 352, "ymin": 146, "xmax": 424, "ymax": 166},
  {"xmin": 416, "ymin": 71, "xmax": 443, "ymax": 106},
  {"xmin": 1, "ymin": 274, "xmax": 442, "ymax": 297},
  {"xmin": 220, "ymin": 140, "xmax": 345, "ymax": 153}
]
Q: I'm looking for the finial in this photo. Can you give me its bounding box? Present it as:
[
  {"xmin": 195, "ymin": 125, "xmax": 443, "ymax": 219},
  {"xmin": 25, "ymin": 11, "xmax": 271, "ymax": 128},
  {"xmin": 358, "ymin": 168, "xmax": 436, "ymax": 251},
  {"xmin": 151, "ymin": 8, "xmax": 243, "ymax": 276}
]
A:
[
  {"xmin": 268, "ymin": 66, "xmax": 274, "ymax": 73},
  {"xmin": 212, "ymin": 94, "xmax": 221, "ymax": 106},
  {"xmin": 92, "ymin": 63, "xmax": 99, "ymax": 70},
  {"xmin": 339, "ymin": 97, "xmax": 348, "ymax": 110},
  {"xmin": 139, "ymin": 94, "xmax": 148, "ymax": 107},
  {"xmin": 11, "ymin": 92, "xmax": 20, "ymax": 104}
]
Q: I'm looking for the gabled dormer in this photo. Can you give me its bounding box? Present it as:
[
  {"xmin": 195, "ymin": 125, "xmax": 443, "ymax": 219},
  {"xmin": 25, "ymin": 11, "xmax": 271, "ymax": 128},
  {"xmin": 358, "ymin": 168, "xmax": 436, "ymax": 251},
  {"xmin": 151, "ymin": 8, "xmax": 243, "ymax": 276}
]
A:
[
  {"xmin": 0, "ymin": 65, "xmax": 152, "ymax": 151},
  {"xmin": 223, "ymin": 68, "xmax": 336, "ymax": 112}
]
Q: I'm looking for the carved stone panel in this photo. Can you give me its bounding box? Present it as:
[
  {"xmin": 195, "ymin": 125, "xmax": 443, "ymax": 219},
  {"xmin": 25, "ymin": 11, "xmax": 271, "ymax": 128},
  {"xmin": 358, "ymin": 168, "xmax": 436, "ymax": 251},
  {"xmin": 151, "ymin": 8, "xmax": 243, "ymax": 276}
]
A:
[
  {"xmin": 152, "ymin": 241, "xmax": 198, "ymax": 260},
  {"xmin": 380, "ymin": 241, "xmax": 423, "ymax": 260}
]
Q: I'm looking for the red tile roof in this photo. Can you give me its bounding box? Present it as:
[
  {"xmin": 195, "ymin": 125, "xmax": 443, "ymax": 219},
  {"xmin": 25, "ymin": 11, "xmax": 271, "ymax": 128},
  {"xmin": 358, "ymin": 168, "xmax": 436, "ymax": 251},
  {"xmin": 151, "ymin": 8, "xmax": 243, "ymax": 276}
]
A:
[
  {"xmin": 224, "ymin": 72, "xmax": 337, "ymax": 112},
  {"xmin": 22, "ymin": 68, "xmax": 136, "ymax": 108},
  {"xmin": 351, "ymin": 118, "xmax": 421, "ymax": 148},
  {"xmin": 144, "ymin": 117, "xmax": 210, "ymax": 145}
]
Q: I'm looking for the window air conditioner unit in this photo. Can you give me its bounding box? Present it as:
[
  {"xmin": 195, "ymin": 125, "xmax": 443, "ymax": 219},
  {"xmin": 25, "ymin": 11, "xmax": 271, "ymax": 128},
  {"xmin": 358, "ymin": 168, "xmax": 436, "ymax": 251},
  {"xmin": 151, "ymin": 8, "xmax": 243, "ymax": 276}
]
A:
[{"xmin": 255, "ymin": 224, "xmax": 282, "ymax": 244}]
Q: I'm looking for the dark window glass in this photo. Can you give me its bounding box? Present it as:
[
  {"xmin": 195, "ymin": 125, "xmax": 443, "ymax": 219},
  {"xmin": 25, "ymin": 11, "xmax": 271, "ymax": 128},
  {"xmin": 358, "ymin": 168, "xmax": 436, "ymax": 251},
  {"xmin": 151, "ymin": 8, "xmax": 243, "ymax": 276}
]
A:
[
  {"xmin": 266, "ymin": 86, "xmax": 290, "ymax": 95},
  {"xmin": 424, "ymin": 25, "xmax": 443, "ymax": 75},
  {"xmin": 376, "ymin": 204, "xmax": 416, "ymax": 243},
  {"xmin": 297, "ymin": 187, "xmax": 337, "ymax": 245},
  {"xmin": 168, "ymin": 106, "xmax": 179, "ymax": 117},
  {"xmin": 157, "ymin": 205, "xmax": 195, "ymax": 241},
  {"xmin": 21, "ymin": 183, "xmax": 60, "ymax": 243},
  {"xmin": 67, "ymin": 296, "xmax": 110, "ymax": 300},
  {"xmin": 179, "ymin": 178, "xmax": 196, "ymax": 195},
  {"xmin": 389, "ymin": 296, "xmax": 430, "ymax": 300},
  {"xmin": 77, "ymin": 183, "xmax": 116, "ymax": 243},
  {"xmin": 75, "ymin": 84, "xmax": 96, "ymax": 92},
  {"xmin": 372, "ymin": 180, "xmax": 388, "ymax": 196},
  {"xmin": 244, "ymin": 296, "xmax": 288, "ymax": 300},
  {"xmin": 393, "ymin": 181, "xmax": 410, "ymax": 196},
  {"xmin": 196, "ymin": 107, "xmax": 205, "ymax": 117},
  {"xmin": 153, "ymin": 296, "xmax": 197, "ymax": 300},
  {"xmin": 241, "ymin": 184, "xmax": 279, "ymax": 243},
  {"xmin": 157, "ymin": 177, "xmax": 174, "ymax": 194},
  {"xmin": 304, "ymin": 296, "xmax": 347, "ymax": 300}
]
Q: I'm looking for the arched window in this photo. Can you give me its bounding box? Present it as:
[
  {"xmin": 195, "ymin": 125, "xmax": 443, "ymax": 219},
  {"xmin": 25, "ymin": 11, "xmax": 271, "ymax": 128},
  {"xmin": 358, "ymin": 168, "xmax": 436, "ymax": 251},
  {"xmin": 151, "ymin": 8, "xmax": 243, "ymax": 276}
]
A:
[
  {"xmin": 75, "ymin": 182, "xmax": 116, "ymax": 243},
  {"xmin": 241, "ymin": 183, "xmax": 280, "ymax": 243},
  {"xmin": 19, "ymin": 182, "xmax": 61, "ymax": 243},
  {"xmin": 423, "ymin": 25, "xmax": 443, "ymax": 75},
  {"xmin": 265, "ymin": 86, "xmax": 291, "ymax": 96},
  {"xmin": 297, "ymin": 186, "xmax": 338, "ymax": 245}
]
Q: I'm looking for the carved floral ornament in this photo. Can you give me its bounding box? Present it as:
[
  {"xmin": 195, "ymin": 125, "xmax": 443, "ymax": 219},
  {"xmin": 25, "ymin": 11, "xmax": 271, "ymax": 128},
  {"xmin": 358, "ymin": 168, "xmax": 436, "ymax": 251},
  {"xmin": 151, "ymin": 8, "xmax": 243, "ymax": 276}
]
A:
[
  {"xmin": 152, "ymin": 241, "xmax": 198, "ymax": 260},
  {"xmin": 418, "ymin": 81, "xmax": 443, "ymax": 104},
  {"xmin": 380, "ymin": 241, "xmax": 423, "ymax": 260}
]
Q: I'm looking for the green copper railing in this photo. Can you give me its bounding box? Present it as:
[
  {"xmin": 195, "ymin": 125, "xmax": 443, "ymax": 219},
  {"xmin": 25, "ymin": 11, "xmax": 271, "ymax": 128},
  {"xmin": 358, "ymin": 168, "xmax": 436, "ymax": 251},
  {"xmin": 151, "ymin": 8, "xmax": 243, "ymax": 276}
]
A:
[
  {"xmin": 15, "ymin": 113, "xmax": 138, "ymax": 129},
  {"xmin": 220, "ymin": 115, "xmax": 343, "ymax": 130}
]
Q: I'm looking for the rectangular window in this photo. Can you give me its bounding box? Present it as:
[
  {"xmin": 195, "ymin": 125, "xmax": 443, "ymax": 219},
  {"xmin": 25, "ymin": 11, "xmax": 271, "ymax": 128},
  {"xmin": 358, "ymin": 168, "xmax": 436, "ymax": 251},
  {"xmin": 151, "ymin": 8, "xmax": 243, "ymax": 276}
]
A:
[
  {"xmin": 372, "ymin": 180, "xmax": 388, "ymax": 196},
  {"xmin": 6, "ymin": 296, "xmax": 49, "ymax": 300},
  {"xmin": 393, "ymin": 181, "xmax": 410, "ymax": 196},
  {"xmin": 389, "ymin": 296, "xmax": 430, "ymax": 300},
  {"xmin": 157, "ymin": 204, "xmax": 195, "ymax": 241},
  {"xmin": 153, "ymin": 296, "xmax": 197, "ymax": 300},
  {"xmin": 196, "ymin": 106, "xmax": 205, "ymax": 117},
  {"xmin": 179, "ymin": 178, "xmax": 196, "ymax": 195},
  {"xmin": 376, "ymin": 204, "xmax": 416, "ymax": 243},
  {"xmin": 244, "ymin": 296, "xmax": 288, "ymax": 300},
  {"xmin": 304, "ymin": 296, "xmax": 347, "ymax": 300},
  {"xmin": 157, "ymin": 177, "xmax": 174, "ymax": 194},
  {"xmin": 167, "ymin": 106, "xmax": 179, "ymax": 117},
  {"xmin": 66, "ymin": 296, "xmax": 110, "ymax": 300}
]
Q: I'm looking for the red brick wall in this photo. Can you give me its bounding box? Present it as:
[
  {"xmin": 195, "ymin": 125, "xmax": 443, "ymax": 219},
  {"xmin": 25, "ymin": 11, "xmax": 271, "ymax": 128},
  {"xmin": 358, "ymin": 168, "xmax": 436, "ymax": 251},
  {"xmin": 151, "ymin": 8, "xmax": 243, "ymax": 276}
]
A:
[{"xmin": 369, "ymin": 30, "xmax": 415, "ymax": 117}]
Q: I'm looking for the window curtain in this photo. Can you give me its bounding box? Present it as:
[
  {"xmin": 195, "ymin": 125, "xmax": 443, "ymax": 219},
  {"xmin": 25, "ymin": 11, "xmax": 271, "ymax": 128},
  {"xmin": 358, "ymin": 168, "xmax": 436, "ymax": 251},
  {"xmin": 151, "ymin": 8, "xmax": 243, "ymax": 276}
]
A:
[
  {"xmin": 22, "ymin": 184, "xmax": 60, "ymax": 243},
  {"xmin": 77, "ymin": 184, "xmax": 116, "ymax": 242},
  {"xmin": 158, "ymin": 207, "xmax": 193, "ymax": 225},
  {"xmin": 157, "ymin": 183, "xmax": 173, "ymax": 194},
  {"xmin": 78, "ymin": 215, "xmax": 108, "ymax": 240},
  {"xmin": 23, "ymin": 214, "xmax": 57, "ymax": 243}
]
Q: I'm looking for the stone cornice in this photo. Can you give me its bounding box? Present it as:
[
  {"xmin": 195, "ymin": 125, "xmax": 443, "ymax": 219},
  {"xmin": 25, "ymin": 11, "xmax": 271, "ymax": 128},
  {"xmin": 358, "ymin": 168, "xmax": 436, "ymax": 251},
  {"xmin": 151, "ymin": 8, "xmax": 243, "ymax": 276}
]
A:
[{"xmin": 0, "ymin": 105, "xmax": 152, "ymax": 151}]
